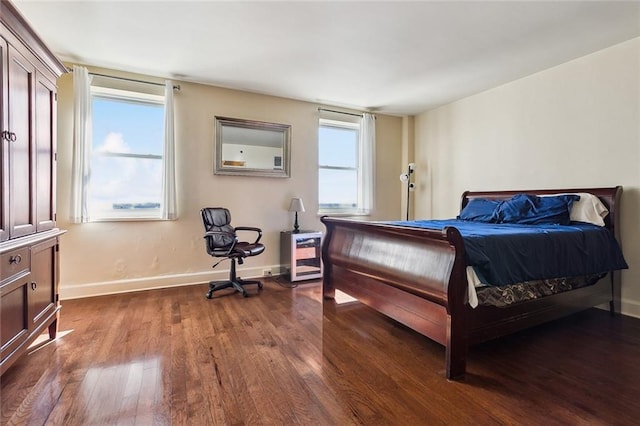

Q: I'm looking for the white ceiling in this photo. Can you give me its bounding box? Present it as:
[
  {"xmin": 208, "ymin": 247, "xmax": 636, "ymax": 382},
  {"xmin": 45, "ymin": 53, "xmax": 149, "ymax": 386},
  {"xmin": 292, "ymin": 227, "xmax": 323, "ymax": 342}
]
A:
[{"xmin": 13, "ymin": 0, "xmax": 640, "ymax": 115}]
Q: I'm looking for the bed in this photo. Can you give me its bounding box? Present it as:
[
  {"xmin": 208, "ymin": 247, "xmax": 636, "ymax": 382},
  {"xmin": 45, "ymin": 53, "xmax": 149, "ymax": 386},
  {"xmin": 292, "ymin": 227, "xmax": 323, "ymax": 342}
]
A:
[{"xmin": 320, "ymin": 187, "xmax": 627, "ymax": 380}]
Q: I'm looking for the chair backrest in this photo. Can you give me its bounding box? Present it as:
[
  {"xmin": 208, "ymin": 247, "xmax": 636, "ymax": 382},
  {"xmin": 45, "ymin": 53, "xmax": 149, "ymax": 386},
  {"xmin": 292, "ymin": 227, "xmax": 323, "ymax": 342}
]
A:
[{"xmin": 201, "ymin": 208, "xmax": 236, "ymax": 249}]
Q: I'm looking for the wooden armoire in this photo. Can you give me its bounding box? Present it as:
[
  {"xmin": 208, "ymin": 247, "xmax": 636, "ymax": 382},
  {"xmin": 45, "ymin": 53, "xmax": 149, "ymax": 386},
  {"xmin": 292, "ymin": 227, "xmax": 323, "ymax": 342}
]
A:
[{"xmin": 0, "ymin": 0, "xmax": 66, "ymax": 375}]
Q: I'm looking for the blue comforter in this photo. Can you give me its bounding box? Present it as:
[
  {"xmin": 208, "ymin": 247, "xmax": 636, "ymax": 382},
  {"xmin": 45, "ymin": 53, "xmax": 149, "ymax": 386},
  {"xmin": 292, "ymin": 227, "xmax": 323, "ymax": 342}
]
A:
[{"xmin": 388, "ymin": 220, "xmax": 628, "ymax": 286}]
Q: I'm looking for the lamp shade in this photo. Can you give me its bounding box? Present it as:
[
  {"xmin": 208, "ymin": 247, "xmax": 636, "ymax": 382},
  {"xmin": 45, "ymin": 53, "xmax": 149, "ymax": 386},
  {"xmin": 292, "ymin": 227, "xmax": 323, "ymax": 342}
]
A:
[{"xmin": 288, "ymin": 197, "xmax": 305, "ymax": 213}]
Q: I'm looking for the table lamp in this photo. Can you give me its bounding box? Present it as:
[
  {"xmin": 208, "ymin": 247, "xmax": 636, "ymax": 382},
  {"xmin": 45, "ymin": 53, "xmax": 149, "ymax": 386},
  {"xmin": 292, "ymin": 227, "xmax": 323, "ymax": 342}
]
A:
[{"xmin": 289, "ymin": 197, "xmax": 305, "ymax": 233}]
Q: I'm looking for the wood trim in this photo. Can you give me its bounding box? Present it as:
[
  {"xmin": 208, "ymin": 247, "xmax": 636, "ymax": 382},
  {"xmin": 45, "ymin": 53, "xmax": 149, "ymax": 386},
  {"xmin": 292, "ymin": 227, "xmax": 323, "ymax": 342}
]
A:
[
  {"xmin": 0, "ymin": 0, "xmax": 67, "ymax": 77},
  {"xmin": 0, "ymin": 228, "xmax": 65, "ymax": 254}
]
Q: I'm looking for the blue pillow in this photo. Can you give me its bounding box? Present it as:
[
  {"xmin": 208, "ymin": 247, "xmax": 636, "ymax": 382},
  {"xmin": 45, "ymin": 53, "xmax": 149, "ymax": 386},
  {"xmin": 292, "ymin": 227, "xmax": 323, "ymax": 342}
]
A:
[
  {"xmin": 494, "ymin": 194, "xmax": 536, "ymax": 223},
  {"xmin": 458, "ymin": 198, "xmax": 501, "ymax": 222},
  {"xmin": 495, "ymin": 194, "xmax": 579, "ymax": 225}
]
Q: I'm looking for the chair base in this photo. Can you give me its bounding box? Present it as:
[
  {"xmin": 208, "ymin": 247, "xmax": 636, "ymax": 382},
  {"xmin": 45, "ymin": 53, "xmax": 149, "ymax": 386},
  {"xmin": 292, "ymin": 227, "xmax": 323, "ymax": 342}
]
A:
[
  {"xmin": 206, "ymin": 278, "xmax": 263, "ymax": 299},
  {"xmin": 205, "ymin": 257, "xmax": 264, "ymax": 299}
]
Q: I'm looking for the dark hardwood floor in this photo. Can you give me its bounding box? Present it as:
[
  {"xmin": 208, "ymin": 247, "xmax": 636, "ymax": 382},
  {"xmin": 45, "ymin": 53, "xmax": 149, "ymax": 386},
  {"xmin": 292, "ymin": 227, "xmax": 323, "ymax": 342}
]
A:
[{"xmin": 2, "ymin": 278, "xmax": 640, "ymax": 425}]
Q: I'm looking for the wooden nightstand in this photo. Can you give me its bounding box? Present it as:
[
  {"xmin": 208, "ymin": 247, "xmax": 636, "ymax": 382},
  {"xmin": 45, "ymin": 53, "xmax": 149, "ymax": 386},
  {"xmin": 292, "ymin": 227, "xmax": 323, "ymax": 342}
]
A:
[{"xmin": 280, "ymin": 231, "xmax": 323, "ymax": 282}]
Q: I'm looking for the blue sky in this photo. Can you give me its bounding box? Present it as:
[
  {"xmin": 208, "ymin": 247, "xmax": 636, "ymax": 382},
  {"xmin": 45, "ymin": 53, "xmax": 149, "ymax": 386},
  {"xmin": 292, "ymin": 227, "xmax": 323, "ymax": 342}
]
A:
[
  {"xmin": 318, "ymin": 125, "xmax": 358, "ymax": 206},
  {"xmin": 92, "ymin": 97, "xmax": 163, "ymax": 155},
  {"xmin": 318, "ymin": 126, "xmax": 357, "ymax": 168}
]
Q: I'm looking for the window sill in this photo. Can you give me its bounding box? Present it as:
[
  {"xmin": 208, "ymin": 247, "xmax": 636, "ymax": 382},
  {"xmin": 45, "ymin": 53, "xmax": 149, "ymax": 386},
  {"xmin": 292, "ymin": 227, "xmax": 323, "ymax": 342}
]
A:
[
  {"xmin": 88, "ymin": 210, "xmax": 175, "ymax": 223},
  {"xmin": 88, "ymin": 216, "xmax": 176, "ymax": 223}
]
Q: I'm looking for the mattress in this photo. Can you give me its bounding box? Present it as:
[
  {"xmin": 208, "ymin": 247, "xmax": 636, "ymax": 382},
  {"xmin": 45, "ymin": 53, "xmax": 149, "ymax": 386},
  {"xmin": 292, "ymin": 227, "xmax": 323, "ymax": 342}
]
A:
[{"xmin": 387, "ymin": 219, "xmax": 627, "ymax": 308}]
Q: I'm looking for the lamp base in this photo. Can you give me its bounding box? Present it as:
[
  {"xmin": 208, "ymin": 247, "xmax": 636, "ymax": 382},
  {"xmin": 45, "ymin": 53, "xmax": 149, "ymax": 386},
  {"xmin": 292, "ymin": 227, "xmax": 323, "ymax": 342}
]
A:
[{"xmin": 293, "ymin": 212, "xmax": 300, "ymax": 233}]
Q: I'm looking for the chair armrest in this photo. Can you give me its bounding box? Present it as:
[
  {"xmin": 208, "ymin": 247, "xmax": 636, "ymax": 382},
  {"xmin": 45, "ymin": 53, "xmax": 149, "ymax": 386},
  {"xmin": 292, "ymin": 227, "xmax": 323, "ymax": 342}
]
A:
[{"xmin": 235, "ymin": 226, "xmax": 263, "ymax": 244}]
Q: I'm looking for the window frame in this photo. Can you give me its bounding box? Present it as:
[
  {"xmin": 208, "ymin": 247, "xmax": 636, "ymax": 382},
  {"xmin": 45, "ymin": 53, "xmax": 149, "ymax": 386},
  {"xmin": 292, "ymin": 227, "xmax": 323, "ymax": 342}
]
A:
[
  {"xmin": 87, "ymin": 85, "xmax": 166, "ymax": 221},
  {"xmin": 318, "ymin": 118, "xmax": 367, "ymax": 216}
]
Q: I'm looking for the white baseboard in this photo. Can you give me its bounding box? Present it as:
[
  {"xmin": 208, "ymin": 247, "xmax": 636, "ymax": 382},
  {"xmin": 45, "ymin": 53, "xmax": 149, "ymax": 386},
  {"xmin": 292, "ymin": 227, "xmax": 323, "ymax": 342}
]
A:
[
  {"xmin": 621, "ymin": 298, "xmax": 640, "ymax": 319},
  {"xmin": 60, "ymin": 264, "xmax": 281, "ymax": 300},
  {"xmin": 590, "ymin": 299, "xmax": 639, "ymax": 319}
]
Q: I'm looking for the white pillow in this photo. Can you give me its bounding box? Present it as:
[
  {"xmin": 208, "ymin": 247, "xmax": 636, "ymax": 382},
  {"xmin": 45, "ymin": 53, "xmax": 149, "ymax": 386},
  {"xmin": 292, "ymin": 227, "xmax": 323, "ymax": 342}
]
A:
[
  {"xmin": 542, "ymin": 192, "xmax": 609, "ymax": 226},
  {"xmin": 569, "ymin": 193, "xmax": 609, "ymax": 226}
]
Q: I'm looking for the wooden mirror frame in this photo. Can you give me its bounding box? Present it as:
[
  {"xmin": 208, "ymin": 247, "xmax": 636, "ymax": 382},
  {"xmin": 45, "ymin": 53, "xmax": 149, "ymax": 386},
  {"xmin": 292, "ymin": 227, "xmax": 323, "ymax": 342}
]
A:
[{"xmin": 214, "ymin": 116, "xmax": 291, "ymax": 178}]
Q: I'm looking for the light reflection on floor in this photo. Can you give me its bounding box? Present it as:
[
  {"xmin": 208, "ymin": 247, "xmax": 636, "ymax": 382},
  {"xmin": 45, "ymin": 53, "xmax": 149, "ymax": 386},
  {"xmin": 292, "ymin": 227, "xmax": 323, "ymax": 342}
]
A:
[
  {"xmin": 78, "ymin": 357, "xmax": 163, "ymax": 423},
  {"xmin": 334, "ymin": 289, "xmax": 358, "ymax": 305},
  {"xmin": 27, "ymin": 329, "xmax": 74, "ymax": 354},
  {"xmin": 23, "ymin": 325, "xmax": 164, "ymax": 421}
]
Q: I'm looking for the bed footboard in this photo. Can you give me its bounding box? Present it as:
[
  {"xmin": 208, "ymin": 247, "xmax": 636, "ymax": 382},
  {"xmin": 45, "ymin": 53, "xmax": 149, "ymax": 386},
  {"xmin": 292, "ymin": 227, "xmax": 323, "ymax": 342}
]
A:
[{"xmin": 321, "ymin": 217, "xmax": 470, "ymax": 379}]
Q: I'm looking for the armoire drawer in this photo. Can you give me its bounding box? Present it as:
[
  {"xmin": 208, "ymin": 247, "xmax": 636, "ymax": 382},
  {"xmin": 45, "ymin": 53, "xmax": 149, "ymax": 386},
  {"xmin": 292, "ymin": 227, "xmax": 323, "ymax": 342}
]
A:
[{"xmin": 1, "ymin": 247, "xmax": 31, "ymax": 282}]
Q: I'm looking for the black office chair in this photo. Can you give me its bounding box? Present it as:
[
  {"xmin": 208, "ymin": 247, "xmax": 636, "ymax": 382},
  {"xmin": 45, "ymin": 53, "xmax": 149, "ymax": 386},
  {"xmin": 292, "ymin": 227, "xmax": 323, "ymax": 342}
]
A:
[{"xmin": 201, "ymin": 207, "xmax": 265, "ymax": 298}]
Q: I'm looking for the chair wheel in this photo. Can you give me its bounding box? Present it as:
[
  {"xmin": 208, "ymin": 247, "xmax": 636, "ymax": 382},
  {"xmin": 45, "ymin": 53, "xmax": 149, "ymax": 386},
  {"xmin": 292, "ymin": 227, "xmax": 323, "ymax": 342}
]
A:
[
  {"xmin": 206, "ymin": 291, "xmax": 213, "ymax": 299},
  {"xmin": 258, "ymin": 282, "xmax": 264, "ymax": 289},
  {"xmin": 242, "ymin": 291, "xmax": 249, "ymax": 298}
]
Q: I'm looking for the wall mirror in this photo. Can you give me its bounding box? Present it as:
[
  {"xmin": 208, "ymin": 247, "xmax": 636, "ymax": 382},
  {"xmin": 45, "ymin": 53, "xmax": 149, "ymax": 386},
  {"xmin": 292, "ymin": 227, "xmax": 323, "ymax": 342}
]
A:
[{"xmin": 214, "ymin": 116, "xmax": 291, "ymax": 177}]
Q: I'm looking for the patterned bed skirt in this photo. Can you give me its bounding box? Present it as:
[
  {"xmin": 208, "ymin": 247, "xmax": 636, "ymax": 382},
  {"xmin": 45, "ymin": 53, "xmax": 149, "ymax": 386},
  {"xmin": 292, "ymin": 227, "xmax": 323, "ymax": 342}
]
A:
[{"xmin": 476, "ymin": 274, "xmax": 605, "ymax": 307}]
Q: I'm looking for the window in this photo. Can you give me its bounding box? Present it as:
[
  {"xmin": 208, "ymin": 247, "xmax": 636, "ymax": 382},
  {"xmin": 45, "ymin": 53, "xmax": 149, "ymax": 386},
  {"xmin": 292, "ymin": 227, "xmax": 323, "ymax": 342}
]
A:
[
  {"xmin": 89, "ymin": 87, "xmax": 165, "ymax": 220},
  {"xmin": 318, "ymin": 114, "xmax": 375, "ymax": 215},
  {"xmin": 71, "ymin": 67, "xmax": 176, "ymax": 222}
]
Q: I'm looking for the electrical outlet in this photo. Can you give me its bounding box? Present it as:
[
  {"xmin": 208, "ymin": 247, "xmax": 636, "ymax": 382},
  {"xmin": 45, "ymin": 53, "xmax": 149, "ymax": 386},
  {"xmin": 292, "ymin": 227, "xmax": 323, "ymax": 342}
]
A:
[{"xmin": 263, "ymin": 269, "xmax": 272, "ymax": 277}]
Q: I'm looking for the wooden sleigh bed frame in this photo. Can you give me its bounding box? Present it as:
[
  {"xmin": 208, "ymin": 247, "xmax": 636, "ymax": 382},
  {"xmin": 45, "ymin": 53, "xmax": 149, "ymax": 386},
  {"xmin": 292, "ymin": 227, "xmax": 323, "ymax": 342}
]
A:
[{"xmin": 321, "ymin": 187, "xmax": 623, "ymax": 380}]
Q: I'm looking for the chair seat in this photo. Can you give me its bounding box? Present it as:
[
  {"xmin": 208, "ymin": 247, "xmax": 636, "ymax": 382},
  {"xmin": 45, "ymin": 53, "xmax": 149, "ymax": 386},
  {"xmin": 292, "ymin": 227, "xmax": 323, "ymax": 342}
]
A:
[
  {"xmin": 234, "ymin": 242, "xmax": 265, "ymax": 257},
  {"xmin": 211, "ymin": 242, "xmax": 265, "ymax": 258}
]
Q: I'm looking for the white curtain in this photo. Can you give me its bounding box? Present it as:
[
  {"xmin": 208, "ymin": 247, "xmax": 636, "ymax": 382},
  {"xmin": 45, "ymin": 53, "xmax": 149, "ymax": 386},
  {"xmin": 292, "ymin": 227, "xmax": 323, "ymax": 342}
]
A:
[
  {"xmin": 161, "ymin": 80, "xmax": 177, "ymax": 220},
  {"xmin": 70, "ymin": 65, "xmax": 92, "ymax": 223},
  {"xmin": 359, "ymin": 112, "xmax": 376, "ymax": 214}
]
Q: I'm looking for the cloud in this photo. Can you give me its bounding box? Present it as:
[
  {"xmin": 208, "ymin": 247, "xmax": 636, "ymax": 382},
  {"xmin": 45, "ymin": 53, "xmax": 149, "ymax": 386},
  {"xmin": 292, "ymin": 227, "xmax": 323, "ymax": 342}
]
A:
[
  {"xmin": 89, "ymin": 132, "xmax": 162, "ymax": 211},
  {"xmin": 90, "ymin": 157, "xmax": 161, "ymax": 201},
  {"xmin": 96, "ymin": 132, "xmax": 131, "ymax": 154}
]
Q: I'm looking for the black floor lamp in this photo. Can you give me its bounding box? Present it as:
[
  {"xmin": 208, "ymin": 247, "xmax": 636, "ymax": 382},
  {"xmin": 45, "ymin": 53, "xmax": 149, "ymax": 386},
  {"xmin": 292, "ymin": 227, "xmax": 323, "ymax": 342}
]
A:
[{"xmin": 399, "ymin": 163, "xmax": 415, "ymax": 221}]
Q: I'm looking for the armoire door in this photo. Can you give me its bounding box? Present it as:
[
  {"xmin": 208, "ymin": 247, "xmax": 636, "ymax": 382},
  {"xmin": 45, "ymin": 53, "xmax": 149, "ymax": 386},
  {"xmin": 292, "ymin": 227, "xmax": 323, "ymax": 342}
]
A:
[
  {"xmin": 7, "ymin": 44, "xmax": 36, "ymax": 239},
  {"xmin": 0, "ymin": 36, "xmax": 8, "ymax": 242},
  {"xmin": 29, "ymin": 238, "xmax": 57, "ymax": 330},
  {"xmin": 35, "ymin": 74, "xmax": 56, "ymax": 232}
]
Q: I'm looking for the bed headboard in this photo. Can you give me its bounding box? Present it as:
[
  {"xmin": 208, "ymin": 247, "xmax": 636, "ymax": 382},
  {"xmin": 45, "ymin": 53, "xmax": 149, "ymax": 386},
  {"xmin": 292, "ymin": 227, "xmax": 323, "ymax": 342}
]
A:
[{"xmin": 460, "ymin": 187, "xmax": 622, "ymax": 239}]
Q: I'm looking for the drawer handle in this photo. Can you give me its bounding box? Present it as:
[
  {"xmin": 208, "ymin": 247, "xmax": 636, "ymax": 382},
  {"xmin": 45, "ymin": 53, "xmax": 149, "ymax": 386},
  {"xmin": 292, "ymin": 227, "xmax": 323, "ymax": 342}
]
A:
[
  {"xmin": 1, "ymin": 131, "xmax": 16, "ymax": 142},
  {"xmin": 31, "ymin": 282, "xmax": 37, "ymax": 291},
  {"xmin": 9, "ymin": 254, "xmax": 22, "ymax": 264}
]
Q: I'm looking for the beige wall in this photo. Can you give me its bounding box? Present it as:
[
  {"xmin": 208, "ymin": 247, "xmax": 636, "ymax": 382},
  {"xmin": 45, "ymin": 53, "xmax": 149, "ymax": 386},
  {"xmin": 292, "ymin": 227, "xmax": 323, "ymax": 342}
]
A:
[
  {"xmin": 414, "ymin": 38, "xmax": 640, "ymax": 316},
  {"xmin": 56, "ymin": 68, "xmax": 404, "ymax": 299}
]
